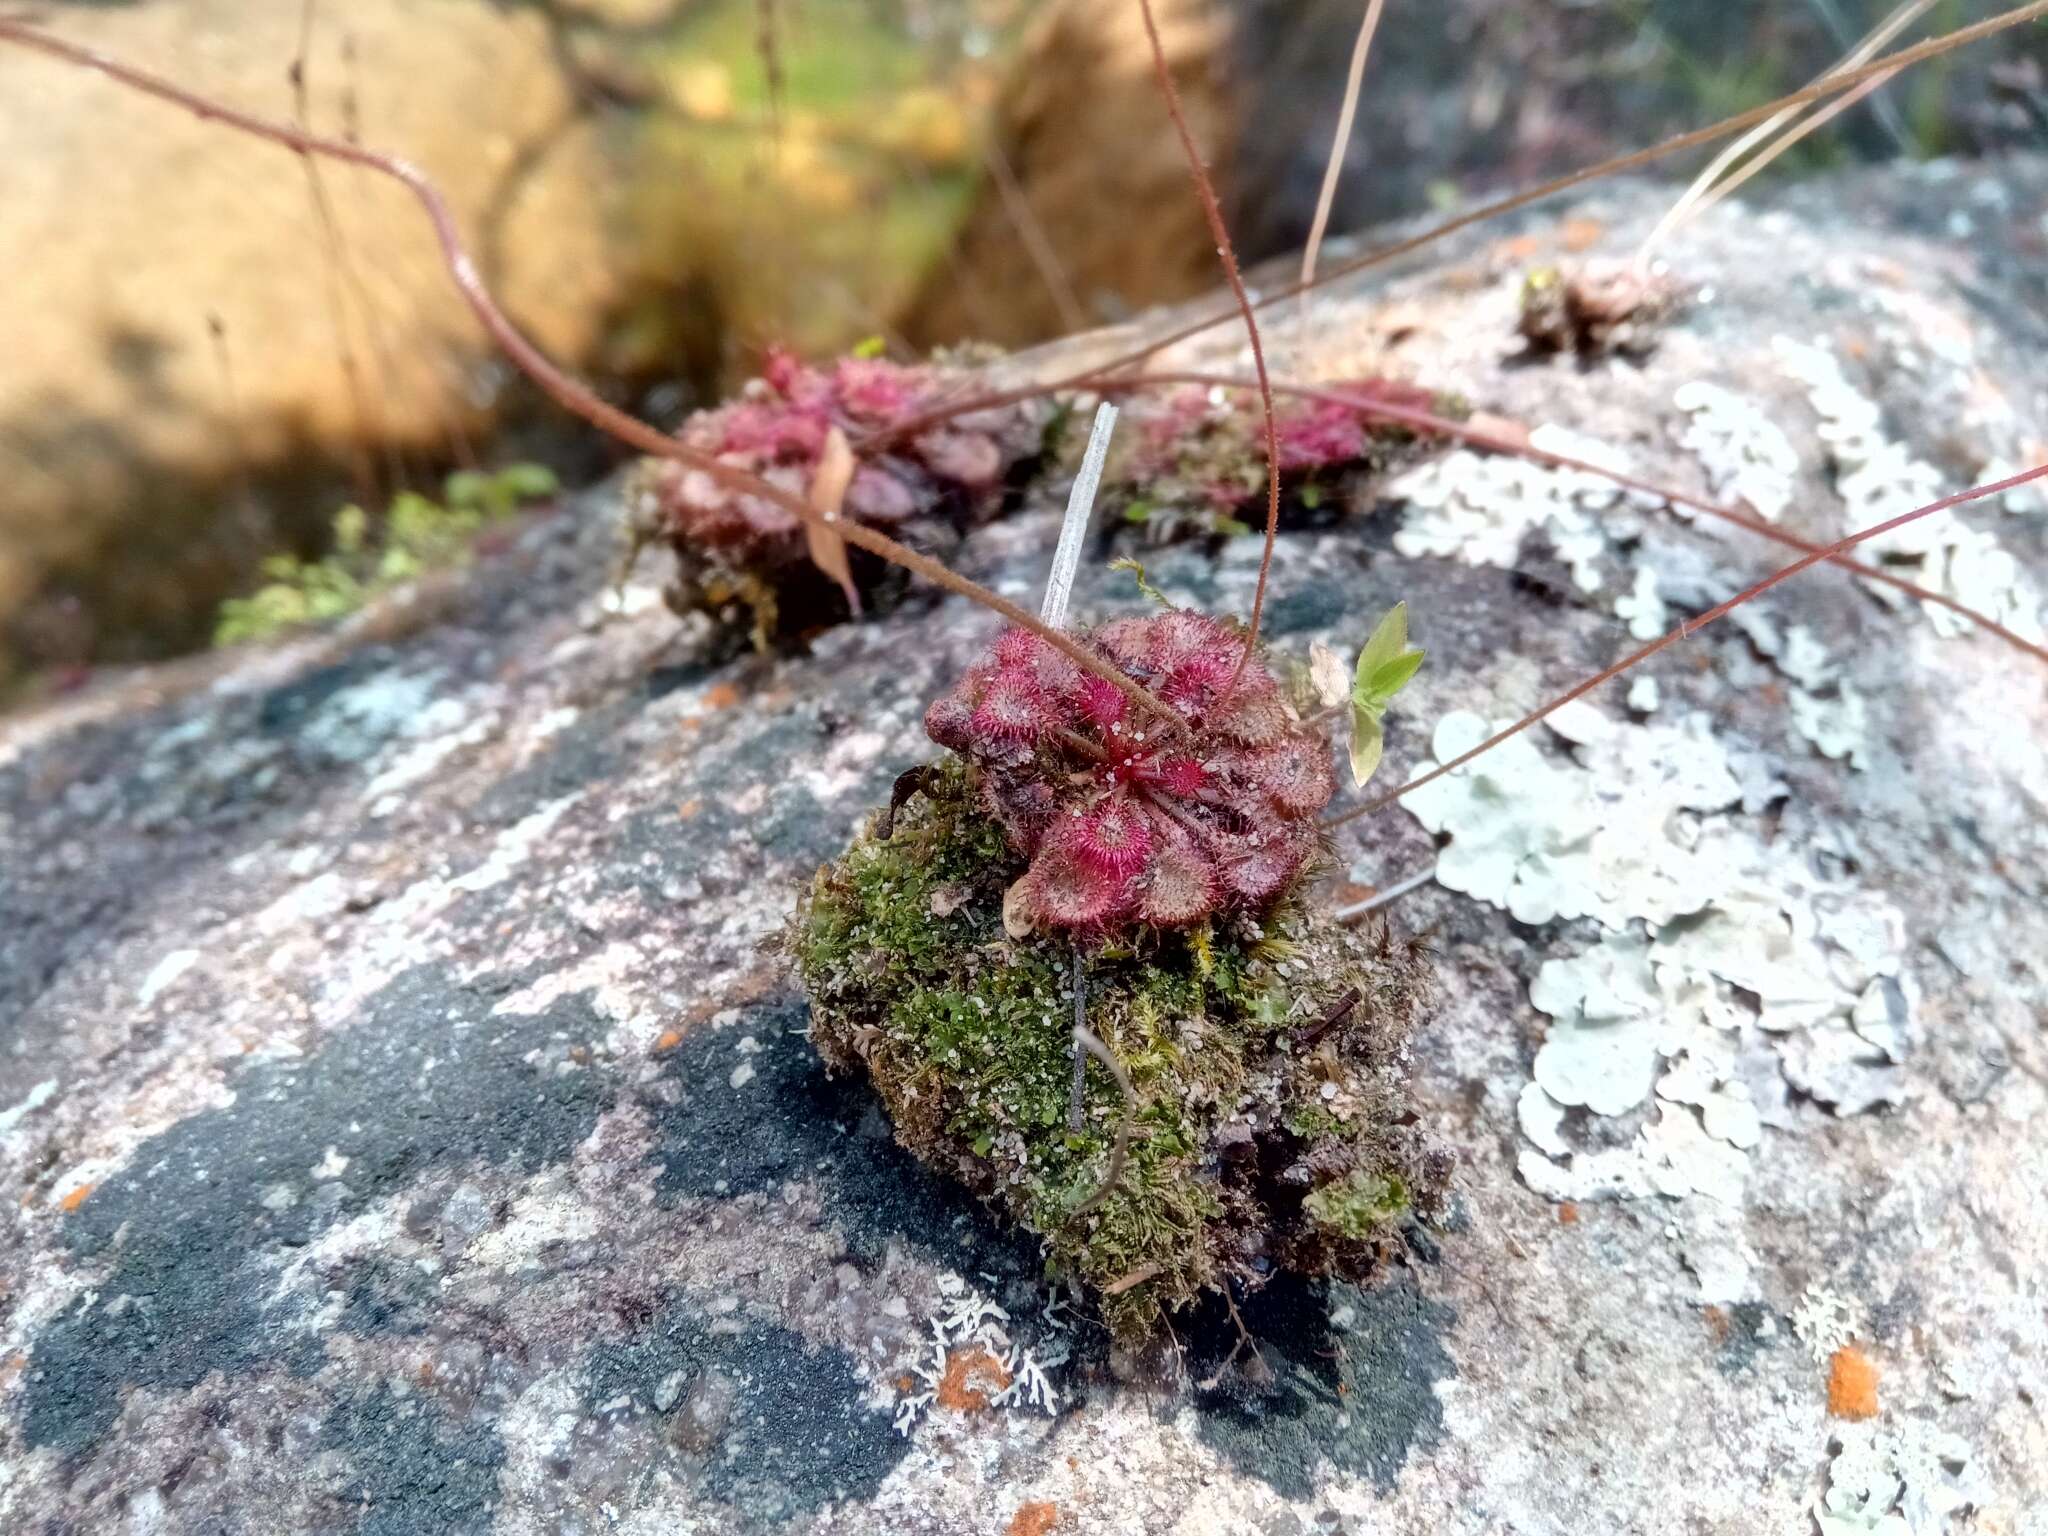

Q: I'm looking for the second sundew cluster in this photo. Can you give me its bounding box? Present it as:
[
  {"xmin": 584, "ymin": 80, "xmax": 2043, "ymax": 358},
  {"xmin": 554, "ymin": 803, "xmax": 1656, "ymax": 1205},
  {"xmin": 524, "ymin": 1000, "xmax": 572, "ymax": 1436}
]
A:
[{"xmin": 923, "ymin": 611, "xmax": 1337, "ymax": 937}]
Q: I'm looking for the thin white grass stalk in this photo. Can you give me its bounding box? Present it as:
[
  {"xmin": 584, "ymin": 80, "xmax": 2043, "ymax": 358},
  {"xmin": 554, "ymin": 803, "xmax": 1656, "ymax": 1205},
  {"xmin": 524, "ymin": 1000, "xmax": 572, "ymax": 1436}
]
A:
[
  {"xmin": 1680, "ymin": 66, "xmax": 1903, "ymax": 229},
  {"xmin": 1299, "ymin": 0, "xmax": 1387, "ymax": 323},
  {"xmin": 1635, "ymin": 0, "xmax": 1932, "ymax": 267},
  {"xmin": 984, "ymin": 133, "xmax": 1088, "ymax": 335},
  {"xmin": 1332, "ymin": 863, "xmax": 1436, "ymax": 922},
  {"xmin": 1041, "ymin": 402, "xmax": 1118, "ymax": 630}
]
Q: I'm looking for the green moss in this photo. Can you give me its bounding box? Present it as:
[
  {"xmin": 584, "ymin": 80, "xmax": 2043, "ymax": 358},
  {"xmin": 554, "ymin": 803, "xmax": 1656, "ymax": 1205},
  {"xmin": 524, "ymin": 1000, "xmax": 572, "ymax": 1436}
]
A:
[
  {"xmin": 792, "ymin": 762, "xmax": 1448, "ymax": 1342},
  {"xmin": 1303, "ymin": 1170, "xmax": 1411, "ymax": 1241}
]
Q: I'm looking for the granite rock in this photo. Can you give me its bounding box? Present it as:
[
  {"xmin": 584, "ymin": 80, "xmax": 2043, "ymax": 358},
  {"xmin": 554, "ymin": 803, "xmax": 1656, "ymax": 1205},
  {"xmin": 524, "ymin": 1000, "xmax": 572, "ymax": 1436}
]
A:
[{"xmin": 1, "ymin": 165, "xmax": 2045, "ymax": 1534}]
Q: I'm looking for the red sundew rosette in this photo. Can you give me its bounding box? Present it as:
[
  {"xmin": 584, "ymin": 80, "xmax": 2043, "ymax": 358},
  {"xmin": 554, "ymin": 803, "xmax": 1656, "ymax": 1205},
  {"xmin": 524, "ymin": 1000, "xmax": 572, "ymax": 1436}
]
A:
[
  {"xmin": 640, "ymin": 348, "xmax": 1037, "ymax": 568},
  {"xmin": 1120, "ymin": 380, "xmax": 1444, "ymax": 511},
  {"xmin": 924, "ymin": 613, "xmax": 1334, "ymax": 936}
]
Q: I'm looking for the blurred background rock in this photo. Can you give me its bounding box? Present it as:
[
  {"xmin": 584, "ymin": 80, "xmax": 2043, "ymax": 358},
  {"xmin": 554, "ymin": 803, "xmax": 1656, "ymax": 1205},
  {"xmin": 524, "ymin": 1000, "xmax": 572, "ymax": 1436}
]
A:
[{"xmin": 3, "ymin": 0, "xmax": 2042, "ymax": 687}]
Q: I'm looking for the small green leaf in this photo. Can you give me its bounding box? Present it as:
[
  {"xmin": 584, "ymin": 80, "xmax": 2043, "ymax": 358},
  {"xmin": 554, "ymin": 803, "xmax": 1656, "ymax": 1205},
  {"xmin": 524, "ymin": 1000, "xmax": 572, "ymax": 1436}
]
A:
[
  {"xmin": 1212, "ymin": 516, "xmax": 1254, "ymax": 538},
  {"xmin": 1355, "ymin": 602, "xmax": 1410, "ymax": 688},
  {"xmin": 494, "ymin": 461, "xmax": 559, "ymax": 503},
  {"xmin": 1348, "ymin": 707, "xmax": 1385, "ymax": 788},
  {"xmin": 332, "ymin": 504, "xmax": 369, "ymax": 557},
  {"xmin": 851, "ymin": 334, "xmax": 887, "ymax": 360},
  {"xmin": 443, "ymin": 469, "xmax": 489, "ymax": 512},
  {"xmin": 1366, "ymin": 647, "xmax": 1426, "ymax": 701},
  {"xmin": 1299, "ymin": 484, "xmax": 1323, "ymax": 510}
]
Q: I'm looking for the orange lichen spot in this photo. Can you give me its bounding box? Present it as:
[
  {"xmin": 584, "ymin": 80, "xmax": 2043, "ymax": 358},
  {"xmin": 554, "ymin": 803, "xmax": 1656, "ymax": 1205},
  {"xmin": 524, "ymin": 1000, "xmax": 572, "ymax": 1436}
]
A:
[
  {"xmin": 1560, "ymin": 216, "xmax": 1606, "ymax": 252},
  {"xmin": 1556, "ymin": 1201, "xmax": 1580, "ymax": 1225},
  {"xmin": 1829, "ymin": 1345, "xmax": 1880, "ymax": 1420},
  {"xmin": 1007, "ymin": 1502, "xmax": 1061, "ymax": 1536},
  {"xmin": 653, "ymin": 1028, "xmax": 684, "ymax": 1055},
  {"xmin": 58, "ymin": 1183, "xmax": 94, "ymax": 1214},
  {"xmin": 895, "ymin": 1373, "xmax": 916, "ymax": 1393},
  {"xmin": 677, "ymin": 799, "xmax": 703, "ymax": 821},
  {"xmin": 935, "ymin": 1345, "xmax": 1011, "ymax": 1413},
  {"xmin": 1703, "ymin": 1305, "xmax": 1731, "ymax": 1345},
  {"xmin": 418, "ymin": 1360, "xmax": 438, "ymax": 1385},
  {"xmin": 703, "ymin": 682, "xmax": 742, "ymax": 710}
]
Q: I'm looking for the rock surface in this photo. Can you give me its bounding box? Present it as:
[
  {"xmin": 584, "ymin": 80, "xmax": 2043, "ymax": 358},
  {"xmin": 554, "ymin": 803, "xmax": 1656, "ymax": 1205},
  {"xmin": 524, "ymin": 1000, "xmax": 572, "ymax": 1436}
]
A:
[
  {"xmin": 3, "ymin": 165, "xmax": 2047, "ymax": 1534},
  {"xmin": 0, "ymin": 0, "xmax": 629, "ymax": 675},
  {"xmin": 905, "ymin": 0, "xmax": 2048, "ymax": 347}
]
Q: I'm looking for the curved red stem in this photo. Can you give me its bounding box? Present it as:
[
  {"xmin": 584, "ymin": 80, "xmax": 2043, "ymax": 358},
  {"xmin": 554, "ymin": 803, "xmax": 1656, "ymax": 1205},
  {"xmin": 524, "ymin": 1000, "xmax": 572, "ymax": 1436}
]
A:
[
  {"xmin": 1137, "ymin": 371, "xmax": 2048, "ymax": 668},
  {"xmin": 1133, "ymin": 0, "xmax": 1280, "ymax": 682}
]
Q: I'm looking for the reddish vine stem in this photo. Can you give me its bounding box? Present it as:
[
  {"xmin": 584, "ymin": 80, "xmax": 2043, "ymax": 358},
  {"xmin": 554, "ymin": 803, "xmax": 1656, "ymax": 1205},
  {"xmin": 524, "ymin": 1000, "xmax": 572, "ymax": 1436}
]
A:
[
  {"xmin": 0, "ymin": 17, "xmax": 1185, "ymax": 734},
  {"xmin": 1322, "ymin": 462, "xmax": 2048, "ymax": 828},
  {"xmin": 870, "ymin": 358, "xmax": 2046, "ymax": 666},
  {"xmin": 1138, "ymin": 371, "xmax": 2048, "ymax": 666},
  {"xmin": 864, "ymin": 0, "xmax": 2048, "ymax": 446},
  {"xmin": 1134, "ymin": 0, "xmax": 1281, "ymax": 685}
]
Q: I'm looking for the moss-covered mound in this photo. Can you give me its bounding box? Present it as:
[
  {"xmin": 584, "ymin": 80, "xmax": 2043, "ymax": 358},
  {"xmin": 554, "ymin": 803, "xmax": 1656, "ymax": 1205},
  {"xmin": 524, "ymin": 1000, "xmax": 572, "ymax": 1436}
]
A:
[{"xmin": 791, "ymin": 762, "xmax": 1448, "ymax": 1342}]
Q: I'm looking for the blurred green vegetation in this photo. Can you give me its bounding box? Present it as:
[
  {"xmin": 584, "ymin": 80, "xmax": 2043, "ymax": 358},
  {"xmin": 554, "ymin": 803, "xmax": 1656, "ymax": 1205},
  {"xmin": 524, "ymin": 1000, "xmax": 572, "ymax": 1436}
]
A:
[
  {"xmin": 212, "ymin": 465, "xmax": 559, "ymax": 646},
  {"xmin": 606, "ymin": 0, "xmax": 1025, "ymax": 382}
]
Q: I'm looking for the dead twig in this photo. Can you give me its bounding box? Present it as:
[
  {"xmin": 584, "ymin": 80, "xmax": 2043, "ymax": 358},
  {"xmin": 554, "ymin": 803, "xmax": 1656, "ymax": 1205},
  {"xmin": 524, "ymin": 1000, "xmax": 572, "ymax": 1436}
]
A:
[
  {"xmin": 1062, "ymin": 1020, "xmax": 1139, "ymax": 1224},
  {"xmin": 878, "ymin": 764, "xmax": 944, "ymax": 840},
  {"xmin": 1294, "ymin": 986, "xmax": 1361, "ymax": 1051},
  {"xmin": 1195, "ymin": 1282, "xmax": 1266, "ymax": 1391},
  {"xmin": 1299, "ymin": 0, "xmax": 1386, "ymax": 319},
  {"xmin": 1102, "ymin": 1262, "xmax": 1163, "ymax": 1298}
]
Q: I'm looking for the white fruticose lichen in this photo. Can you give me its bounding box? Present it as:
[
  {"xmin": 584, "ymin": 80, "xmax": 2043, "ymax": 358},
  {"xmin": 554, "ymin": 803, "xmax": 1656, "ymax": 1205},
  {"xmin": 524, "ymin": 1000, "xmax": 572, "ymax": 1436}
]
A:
[
  {"xmin": 937, "ymin": 1279, "xmax": 1010, "ymax": 1342},
  {"xmin": 1774, "ymin": 335, "xmax": 2045, "ymax": 644},
  {"xmin": 1672, "ymin": 379, "xmax": 1799, "ymax": 521},
  {"xmin": 990, "ymin": 1346, "xmax": 1060, "ymax": 1416},
  {"xmin": 1815, "ymin": 1421, "xmax": 1985, "ymax": 1536},
  {"xmin": 1390, "ymin": 425, "xmax": 1661, "ymax": 592},
  {"xmin": 1406, "ymin": 704, "xmax": 1910, "ymax": 1205},
  {"xmin": 1793, "ymin": 1284, "xmax": 1868, "ymax": 1362},
  {"xmin": 892, "ymin": 1276, "xmax": 1062, "ymax": 1437},
  {"xmin": 893, "ymin": 1325, "xmax": 946, "ymax": 1436}
]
